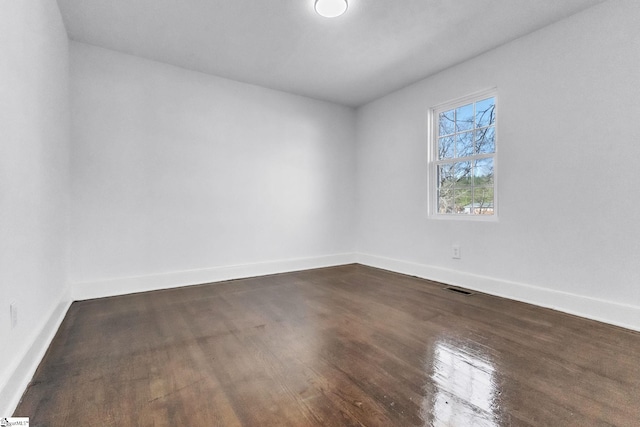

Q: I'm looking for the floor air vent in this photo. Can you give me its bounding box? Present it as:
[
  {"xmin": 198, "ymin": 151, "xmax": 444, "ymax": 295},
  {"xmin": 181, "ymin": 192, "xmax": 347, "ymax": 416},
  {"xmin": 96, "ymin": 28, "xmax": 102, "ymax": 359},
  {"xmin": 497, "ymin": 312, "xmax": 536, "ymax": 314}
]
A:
[{"xmin": 444, "ymin": 287, "xmax": 473, "ymax": 296}]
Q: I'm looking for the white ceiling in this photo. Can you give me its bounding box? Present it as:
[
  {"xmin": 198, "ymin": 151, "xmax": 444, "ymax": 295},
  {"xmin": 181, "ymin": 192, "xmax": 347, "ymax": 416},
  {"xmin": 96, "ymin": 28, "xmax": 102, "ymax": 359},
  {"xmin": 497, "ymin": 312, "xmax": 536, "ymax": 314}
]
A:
[{"xmin": 56, "ymin": 0, "xmax": 606, "ymax": 107}]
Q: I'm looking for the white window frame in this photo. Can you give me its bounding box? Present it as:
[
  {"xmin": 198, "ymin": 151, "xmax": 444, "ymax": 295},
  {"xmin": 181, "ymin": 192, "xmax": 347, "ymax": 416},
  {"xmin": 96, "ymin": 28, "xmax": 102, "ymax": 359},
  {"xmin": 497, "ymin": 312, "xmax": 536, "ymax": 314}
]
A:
[{"xmin": 428, "ymin": 88, "xmax": 498, "ymax": 221}]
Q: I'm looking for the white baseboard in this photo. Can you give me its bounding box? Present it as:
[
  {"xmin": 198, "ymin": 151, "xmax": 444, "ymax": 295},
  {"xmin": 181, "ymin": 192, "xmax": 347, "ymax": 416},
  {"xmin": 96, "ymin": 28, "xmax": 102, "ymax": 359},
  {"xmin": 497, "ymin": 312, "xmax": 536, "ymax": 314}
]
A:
[
  {"xmin": 72, "ymin": 253, "xmax": 357, "ymax": 301},
  {"xmin": 0, "ymin": 292, "xmax": 72, "ymax": 417},
  {"xmin": 356, "ymin": 252, "xmax": 640, "ymax": 332}
]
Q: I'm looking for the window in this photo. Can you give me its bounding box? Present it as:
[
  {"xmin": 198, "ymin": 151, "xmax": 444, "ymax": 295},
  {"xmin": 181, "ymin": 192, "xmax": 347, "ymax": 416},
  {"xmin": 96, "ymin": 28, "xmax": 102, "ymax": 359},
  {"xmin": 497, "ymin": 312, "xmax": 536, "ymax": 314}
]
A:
[{"xmin": 429, "ymin": 90, "xmax": 497, "ymax": 218}]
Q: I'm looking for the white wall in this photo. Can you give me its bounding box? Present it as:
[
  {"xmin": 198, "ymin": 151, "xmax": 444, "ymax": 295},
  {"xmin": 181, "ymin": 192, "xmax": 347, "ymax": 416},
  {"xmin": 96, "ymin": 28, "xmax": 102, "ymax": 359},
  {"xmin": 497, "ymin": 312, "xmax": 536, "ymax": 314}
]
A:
[
  {"xmin": 0, "ymin": 0, "xmax": 71, "ymax": 415},
  {"xmin": 69, "ymin": 42, "xmax": 356, "ymax": 298},
  {"xmin": 355, "ymin": 0, "xmax": 640, "ymax": 329}
]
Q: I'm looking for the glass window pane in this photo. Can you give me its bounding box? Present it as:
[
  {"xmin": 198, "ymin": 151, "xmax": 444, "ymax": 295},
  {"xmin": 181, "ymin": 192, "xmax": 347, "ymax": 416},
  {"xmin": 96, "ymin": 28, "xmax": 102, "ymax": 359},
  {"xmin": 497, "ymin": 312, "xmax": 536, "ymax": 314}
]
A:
[
  {"xmin": 454, "ymin": 161, "xmax": 472, "ymax": 186},
  {"xmin": 432, "ymin": 92, "xmax": 497, "ymax": 217},
  {"xmin": 439, "ymin": 110, "xmax": 455, "ymax": 136},
  {"xmin": 456, "ymin": 103, "xmax": 474, "ymax": 132},
  {"xmin": 438, "ymin": 164, "xmax": 455, "ymax": 189},
  {"xmin": 473, "ymin": 158, "xmax": 494, "ymax": 186},
  {"xmin": 438, "ymin": 188, "xmax": 454, "ymax": 214},
  {"xmin": 472, "ymin": 187, "xmax": 494, "ymax": 215},
  {"xmin": 475, "ymin": 97, "xmax": 495, "ymax": 128},
  {"xmin": 454, "ymin": 188, "xmax": 472, "ymax": 214},
  {"xmin": 475, "ymin": 126, "xmax": 495, "ymax": 154},
  {"xmin": 456, "ymin": 131, "xmax": 474, "ymax": 158},
  {"xmin": 438, "ymin": 136, "xmax": 454, "ymax": 159}
]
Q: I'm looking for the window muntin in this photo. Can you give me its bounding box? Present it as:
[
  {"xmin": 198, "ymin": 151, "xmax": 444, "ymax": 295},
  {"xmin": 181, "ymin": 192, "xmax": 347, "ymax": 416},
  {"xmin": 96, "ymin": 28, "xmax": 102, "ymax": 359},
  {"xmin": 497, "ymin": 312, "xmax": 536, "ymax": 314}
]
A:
[{"xmin": 430, "ymin": 91, "xmax": 496, "ymax": 218}]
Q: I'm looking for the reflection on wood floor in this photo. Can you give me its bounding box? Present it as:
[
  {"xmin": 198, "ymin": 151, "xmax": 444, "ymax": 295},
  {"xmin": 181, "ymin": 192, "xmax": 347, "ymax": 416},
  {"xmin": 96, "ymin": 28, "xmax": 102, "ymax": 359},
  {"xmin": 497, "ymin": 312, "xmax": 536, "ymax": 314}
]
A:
[{"xmin": 15, "ymin": 264, "xmax": 640, "ymax": 426}]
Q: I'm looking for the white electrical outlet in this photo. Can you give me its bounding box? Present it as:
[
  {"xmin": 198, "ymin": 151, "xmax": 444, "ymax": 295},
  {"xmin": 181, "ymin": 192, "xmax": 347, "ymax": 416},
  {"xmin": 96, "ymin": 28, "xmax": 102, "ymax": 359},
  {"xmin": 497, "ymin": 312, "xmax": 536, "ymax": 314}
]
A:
[
  {"xmin": 452, "ymin": 244, "xmax": 461, "ymax": 259},
  {"xmin": 10, "ymin": 302, "xmax": 18, "ymax": 329}
]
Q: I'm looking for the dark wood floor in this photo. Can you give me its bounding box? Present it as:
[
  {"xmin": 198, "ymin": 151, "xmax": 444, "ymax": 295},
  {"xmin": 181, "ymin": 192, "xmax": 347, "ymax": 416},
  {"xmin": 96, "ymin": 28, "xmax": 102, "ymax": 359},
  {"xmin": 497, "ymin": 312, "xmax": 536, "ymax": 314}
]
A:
[{"xmin": 15, "ymin": 264, "xmax": 640, "ymax": 426}]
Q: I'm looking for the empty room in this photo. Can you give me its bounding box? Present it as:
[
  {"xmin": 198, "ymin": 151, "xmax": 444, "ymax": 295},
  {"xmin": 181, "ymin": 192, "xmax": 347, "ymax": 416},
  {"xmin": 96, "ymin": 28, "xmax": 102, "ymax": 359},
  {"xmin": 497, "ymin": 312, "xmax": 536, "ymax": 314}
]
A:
[{"xmin": 2, "ymin": 0, "xmax": 640, "ymax": 425}]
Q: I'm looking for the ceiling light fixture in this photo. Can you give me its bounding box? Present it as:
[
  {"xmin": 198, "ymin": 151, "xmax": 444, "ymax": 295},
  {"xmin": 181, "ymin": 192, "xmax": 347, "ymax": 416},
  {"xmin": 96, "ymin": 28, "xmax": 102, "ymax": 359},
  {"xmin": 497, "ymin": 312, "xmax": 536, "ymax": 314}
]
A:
[{"xmin": 314, "ymin": 0, "xmax": 348, "ymax": 18}]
